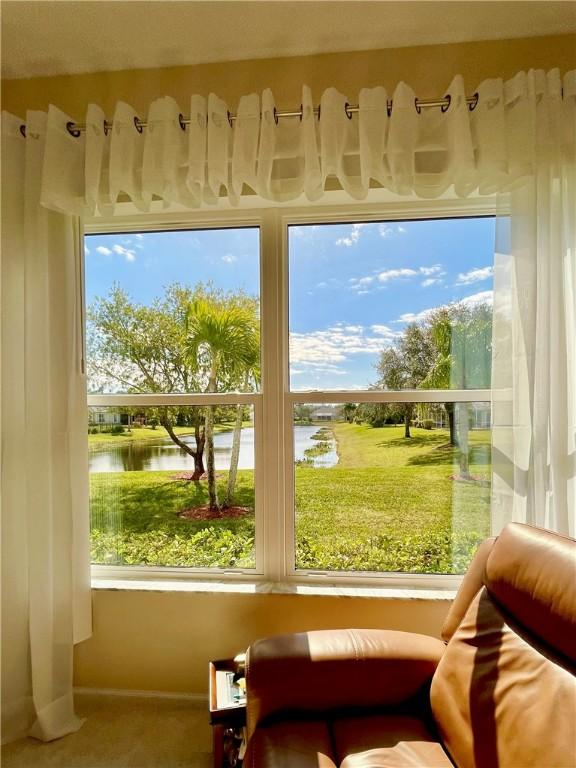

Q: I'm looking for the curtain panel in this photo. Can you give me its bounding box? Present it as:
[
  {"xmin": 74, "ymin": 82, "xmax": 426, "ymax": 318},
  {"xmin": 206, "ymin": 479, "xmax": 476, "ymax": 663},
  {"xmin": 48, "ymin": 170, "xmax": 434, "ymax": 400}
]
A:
[
  {"xmin": 1, "ymin": 113, "xmax": 92, "ymax": 744},
  {"xmin": 29, "ymin": 68, "xmax": 575, "ymax": 214}
]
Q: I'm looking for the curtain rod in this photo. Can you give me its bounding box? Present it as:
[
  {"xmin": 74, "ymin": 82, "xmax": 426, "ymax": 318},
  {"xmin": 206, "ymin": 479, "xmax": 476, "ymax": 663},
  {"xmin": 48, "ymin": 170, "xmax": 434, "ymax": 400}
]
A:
[{"xmin": 18, "ymin": 93, "xmax": 481, "ymax": 138}]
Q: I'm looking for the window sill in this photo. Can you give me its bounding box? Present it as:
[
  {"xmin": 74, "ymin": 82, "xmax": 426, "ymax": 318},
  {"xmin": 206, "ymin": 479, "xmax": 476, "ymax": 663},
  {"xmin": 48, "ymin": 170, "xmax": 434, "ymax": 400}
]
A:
[{"xmin": 91, "ymin": 578, "xmax": 456, "ymax": 601}]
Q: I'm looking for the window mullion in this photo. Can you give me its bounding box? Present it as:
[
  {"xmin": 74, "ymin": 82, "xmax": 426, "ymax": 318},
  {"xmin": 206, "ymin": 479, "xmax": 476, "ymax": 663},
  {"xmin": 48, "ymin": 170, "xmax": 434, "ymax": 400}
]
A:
[
  {"xmin": 260, "ymin": 210, "xmax": 287, "ymax": 581},
  {"xmin": 286, "ymin": 390, "xmax": 491, "ymax": 404}
]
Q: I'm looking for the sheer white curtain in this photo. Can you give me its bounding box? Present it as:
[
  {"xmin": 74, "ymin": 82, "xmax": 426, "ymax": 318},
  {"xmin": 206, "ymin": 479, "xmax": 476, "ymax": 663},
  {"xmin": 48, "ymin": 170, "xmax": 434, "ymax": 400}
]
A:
[
  {"xmin": 1, "ymin": 113, "xmax": 92, "ymax": 744},
  {"xmin": 35, "ymin": 70, "xmax": 573, "ymax": 214},
  {"xmin": 492, "ymin": 70, "xmax": 576, "ymax": 536}
]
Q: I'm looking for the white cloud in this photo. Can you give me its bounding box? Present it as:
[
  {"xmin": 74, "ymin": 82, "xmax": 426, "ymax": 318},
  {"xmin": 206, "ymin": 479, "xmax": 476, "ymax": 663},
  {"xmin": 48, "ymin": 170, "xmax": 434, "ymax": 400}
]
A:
[
  {"xmin": 291, "ymin": 225, "xmax": 320, "ymax": 240},
  {"xmin": 394, "ymin": 308, "xmax": 437, "ymax": 324},
  {"xmin": 348, "ymin": 276, "xmax": 375, "ymax": 293},
  {"xmin": 335, "ymin": 223, "xmax": 366, "ymax": 247},
  {"xmin": 378, "ymin": 223, "xmax": 407, "ymax": 238},
  {"xmin": 462, "ymin": 290, "xmax": 494, "ymax": 307},
  {"xmin": 378, "ymin": 268, "xmax": 418, "ymax": 283},
  {"xmin": 84, "ymin": 245, "xmax": 90, "ymax": 256},
  {"xmin": 289, "ymin": 323, "xmax": 399, "ymax": 367},
  {"xmin": 112, "ymin": 244, "xmax": 136, "ymax": 262},
  {"xmin": 349, "ymin": 264, "xmax": 444, "ymax": 293},
  {"xmin": 456, "ymin": 266, "xmax": 494, "ymax": 285},
  {"xmin": 135, "ymin": 233, "xmax": 144, "ymax": 240},
  {"xmin": 422, "ymin": 278, "xmax": 442, "ymax": 287},
  {"xmin": 222, "ymin": 253, "xmax": 237, "ymax": 264},
  {"xmin": 96, "ymin": 246, "xmax": 112, "ymax": 256},
  {"xmin": 394, "ymin": 290, "xmax": 494, "ymax": 324},
  {"xmin": 420, "ymin": 265, "xmax": 442, "ymax": 276},
  {"xmin": 371, "ymin": 324, "xmax": 394, "ymax": 336}
]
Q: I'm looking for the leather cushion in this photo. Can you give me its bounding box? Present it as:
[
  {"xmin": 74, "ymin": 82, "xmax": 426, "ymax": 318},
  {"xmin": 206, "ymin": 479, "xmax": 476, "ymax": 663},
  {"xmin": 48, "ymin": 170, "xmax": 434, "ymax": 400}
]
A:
[
  {"xmin": 333, "ymin": 713, "xmax": 453, "ymax": 767},
  {"xmin": 484, "ymin": 523, "xmax": 576, "ymax": 663},
  {"xmin": 431, "ymin": 587, "xmax": 576, "ymax": 768},
  {"xmin": 246, "ymin": 629, "xmax": 444, "ymax": 735},
  {"xmin": 243, "ymin": 719, "xmax": 337, "ymax": 768},
  {"xmin": 441, "ymin": 536, "xmax": 496, "ymax": 642}
]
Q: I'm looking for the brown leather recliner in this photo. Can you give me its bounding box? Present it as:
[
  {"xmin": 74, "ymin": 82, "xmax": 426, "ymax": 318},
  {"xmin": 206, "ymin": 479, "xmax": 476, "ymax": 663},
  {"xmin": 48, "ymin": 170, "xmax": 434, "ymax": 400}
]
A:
[{"xmin": 244, "ymin": 523, "xmax": 576, "ymax": 767}]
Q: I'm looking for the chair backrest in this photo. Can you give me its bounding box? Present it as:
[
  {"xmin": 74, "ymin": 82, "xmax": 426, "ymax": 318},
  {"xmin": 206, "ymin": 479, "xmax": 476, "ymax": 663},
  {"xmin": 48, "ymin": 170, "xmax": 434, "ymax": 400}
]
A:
[{"xmin": 430, "ymin": 523, "xmax": 576, "ymax": 768}]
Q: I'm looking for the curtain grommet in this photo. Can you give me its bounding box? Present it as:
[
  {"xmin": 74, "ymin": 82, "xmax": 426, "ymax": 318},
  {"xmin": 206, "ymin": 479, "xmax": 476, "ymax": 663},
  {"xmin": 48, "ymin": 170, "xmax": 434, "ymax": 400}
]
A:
[
  {"xmin": 66, "ymin": 121, "xmax": 81, "ymax": 138},
  {"xmin": 103, "ymin": 120, "xmax": 110, "ymax": 136},
  {"xmin": 386, "ymin": 101, "xmax": 392, "ymax": 118},
  {"xmin": 469, "ymin": 92, "xmax": 479, "ymax": 112},
  {"xmin": 134, "ymin": 116, "xmax": 143, "ymax": 133},
  {"xmin": 273, "ymin": 107, "xmax": 279, "ymax": 125},
  {"xmin": 441, "ymin": 94, "xmax": 451, "ymax": 113},
  {"xmin": 414, "ymin": 98, "xmax": 422, "ymax": 115},
  {"xmin": 344, "ymin": 102, "xmax": 353, "ymax": 120},
  {"xmin": 227, "ymin": 110, "xmax": 233, "ymax": 128},
  {"xmin": 179, "ymin": 113, "xmax": 187, "ymax": 131},
  {"xmin": 299, "ymin": 104, "xmax": 303, "ymax": 122},
  {"xmin": 19, "ymin": 124, "xmax": 26, "ymax": 138}
]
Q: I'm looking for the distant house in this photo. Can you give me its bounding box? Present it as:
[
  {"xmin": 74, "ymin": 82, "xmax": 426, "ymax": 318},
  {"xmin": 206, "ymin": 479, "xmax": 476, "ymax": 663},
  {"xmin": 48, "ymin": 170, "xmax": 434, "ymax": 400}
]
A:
[
  {"xmin": 311, "ymin": 407, "xmax": 336, "ymax": 422},
  {"xmin": 416, "ymin": 403, "xmax": 491, "ymax": 430},
  {"xmin": 88, "ymin": 407, "xmax": 121, "ymax": 426}
]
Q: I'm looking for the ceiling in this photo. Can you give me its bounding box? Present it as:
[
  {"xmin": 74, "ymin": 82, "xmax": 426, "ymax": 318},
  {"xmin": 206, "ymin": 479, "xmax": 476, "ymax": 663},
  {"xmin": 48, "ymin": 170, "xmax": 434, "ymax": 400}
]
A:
[{"xmin": 2, "ymin": 0, "xmax": 575, "ymax": 80}]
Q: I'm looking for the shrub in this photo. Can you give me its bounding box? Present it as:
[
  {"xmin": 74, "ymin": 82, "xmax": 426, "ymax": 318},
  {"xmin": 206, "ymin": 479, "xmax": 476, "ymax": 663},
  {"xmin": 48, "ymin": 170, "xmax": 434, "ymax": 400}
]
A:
[
  {"xmin": 109, "ymin": 424, "xmax": 124, "ymax": 435},
  {"xmin": 423, "ymin": 419, "xmax": 434, "ymax": 430}
]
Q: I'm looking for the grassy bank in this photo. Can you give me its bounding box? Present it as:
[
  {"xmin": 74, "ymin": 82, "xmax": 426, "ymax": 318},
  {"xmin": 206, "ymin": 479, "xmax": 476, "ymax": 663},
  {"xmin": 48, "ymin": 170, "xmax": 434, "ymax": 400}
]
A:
[{"xmin": 88, "ymin": 420, "xmax": 252, "ymax": 447}]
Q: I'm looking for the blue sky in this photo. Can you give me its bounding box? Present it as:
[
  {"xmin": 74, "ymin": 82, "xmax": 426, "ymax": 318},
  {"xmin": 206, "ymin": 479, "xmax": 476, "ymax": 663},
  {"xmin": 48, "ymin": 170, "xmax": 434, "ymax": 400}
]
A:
[{"xmin": 85, "ymin": 217, "xmax": 495, "ymax": 391}]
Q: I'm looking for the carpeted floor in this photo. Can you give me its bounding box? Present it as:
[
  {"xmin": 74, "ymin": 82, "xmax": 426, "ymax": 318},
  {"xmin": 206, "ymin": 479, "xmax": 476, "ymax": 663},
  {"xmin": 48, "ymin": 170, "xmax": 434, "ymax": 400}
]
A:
[{"xmin": 1, "ymin": 692, "xmax": 213, "ymax": 768}]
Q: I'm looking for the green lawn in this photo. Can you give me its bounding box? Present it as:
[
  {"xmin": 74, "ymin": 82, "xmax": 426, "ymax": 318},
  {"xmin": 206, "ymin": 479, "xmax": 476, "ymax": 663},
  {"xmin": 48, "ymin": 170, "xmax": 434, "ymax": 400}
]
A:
[
  {"xmin": 295, "ymin": 424, "xmax": 490, "ymax": 573},
  {"xmin": 89, "ymin": 423, "xmax": 491, "ymax": 574},
  {"xmin": 90, "ymin": 470, "xmax": 256, "ymax": 568}
]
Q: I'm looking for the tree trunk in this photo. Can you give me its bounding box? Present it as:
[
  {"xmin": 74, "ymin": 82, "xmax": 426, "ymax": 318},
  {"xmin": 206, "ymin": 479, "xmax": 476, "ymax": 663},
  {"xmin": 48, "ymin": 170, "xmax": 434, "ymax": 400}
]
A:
[
  {"xmin": 457, "ymin": 403, "xmax": 471, "ymax": 480},
  {"xmin": 224, "ymin": 404, "xmax": 243, "ymax": 508},
  {"xmin": 445, "ymin": 403, "xmax": 457, "ymax": 446},
  {"xmin": 194, "ymin": 422, "xmax": 206, "ymax": 479},
  {"xmin": 205, "ymin": 368, "xmax": 220, "ymax": 511},
  {"xmin": 161, "ymin": 417, "xmax": 205, "ymax": 480},
  {"xmin": 404, "ymin": 406, "xmax": 412, "ymax": 439}
]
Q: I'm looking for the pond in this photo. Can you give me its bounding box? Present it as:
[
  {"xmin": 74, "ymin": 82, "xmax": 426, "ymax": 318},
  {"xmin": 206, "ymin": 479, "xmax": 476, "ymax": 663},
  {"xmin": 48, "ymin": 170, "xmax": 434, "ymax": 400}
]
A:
[{"xmin": 89, "ymin": 425, "xmax": 339, "ymax": 473}]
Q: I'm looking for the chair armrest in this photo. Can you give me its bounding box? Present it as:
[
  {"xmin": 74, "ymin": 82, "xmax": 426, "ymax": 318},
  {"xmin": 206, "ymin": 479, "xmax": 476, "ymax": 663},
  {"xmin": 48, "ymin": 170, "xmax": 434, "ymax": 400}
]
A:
[{"xmin": 246, "ymin": 628, "xmax": 445, "ymax": 736}]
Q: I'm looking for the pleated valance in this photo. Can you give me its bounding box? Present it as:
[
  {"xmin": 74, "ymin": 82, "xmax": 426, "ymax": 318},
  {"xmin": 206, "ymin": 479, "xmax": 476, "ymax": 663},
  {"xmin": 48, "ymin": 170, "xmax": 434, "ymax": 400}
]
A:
[{"xmin": 5, "ymin": 67, "xmax": 576, "ymax": 215}]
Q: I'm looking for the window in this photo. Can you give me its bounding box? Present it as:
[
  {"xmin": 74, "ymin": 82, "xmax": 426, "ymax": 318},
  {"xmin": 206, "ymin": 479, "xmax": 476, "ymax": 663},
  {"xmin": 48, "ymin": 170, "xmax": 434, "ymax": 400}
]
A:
[
  {"xmin": 85, "ymin": 203, "xmax": 496, "ymax": 583},
  {"xmin": 85, "ymin": 226, "xmax": 261, "ymax": 572},
  {"xmin": 288, "ymin": 218, "xmax": 494, "ymax": 577}
]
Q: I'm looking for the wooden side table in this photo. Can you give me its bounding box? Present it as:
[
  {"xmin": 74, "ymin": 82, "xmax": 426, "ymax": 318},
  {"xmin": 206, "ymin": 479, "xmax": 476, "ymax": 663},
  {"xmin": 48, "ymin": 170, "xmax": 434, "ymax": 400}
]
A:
[{"xmin": 209, "ymin": 658, "xmax": 247, "ymax": 768}]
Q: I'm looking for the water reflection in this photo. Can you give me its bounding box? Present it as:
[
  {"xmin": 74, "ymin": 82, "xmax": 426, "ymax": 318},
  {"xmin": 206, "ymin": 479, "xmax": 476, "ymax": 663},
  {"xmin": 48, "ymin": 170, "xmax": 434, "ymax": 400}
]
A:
[{"xmin": 89, "ymin": 425, "xmax": 338, "ymax": 473}]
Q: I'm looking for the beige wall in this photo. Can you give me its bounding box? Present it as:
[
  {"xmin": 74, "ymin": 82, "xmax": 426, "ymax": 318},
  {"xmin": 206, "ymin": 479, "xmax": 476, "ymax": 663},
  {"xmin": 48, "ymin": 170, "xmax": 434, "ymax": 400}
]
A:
[
  {"xmin": 3, "ymin": 35, "xmax": 575, "ymax": 118},
  {"xmin": 74, "ymin": 589, "xmax": 451, "ymax": 694},
  {"xmin": 7, "ymin": 34, "xmax": 572, "ymax": 693}
]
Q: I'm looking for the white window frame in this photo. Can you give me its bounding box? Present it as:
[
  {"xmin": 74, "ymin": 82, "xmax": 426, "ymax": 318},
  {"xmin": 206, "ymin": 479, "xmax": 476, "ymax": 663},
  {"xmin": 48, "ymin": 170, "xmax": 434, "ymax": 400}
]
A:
[{"xmin": 85, "ymin": 194, "xmax": 497, "ymax": 588}]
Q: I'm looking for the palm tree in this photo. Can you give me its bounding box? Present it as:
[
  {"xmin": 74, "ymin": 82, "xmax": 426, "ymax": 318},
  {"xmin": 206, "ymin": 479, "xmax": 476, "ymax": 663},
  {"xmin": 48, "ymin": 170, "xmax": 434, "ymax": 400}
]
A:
[
  {"xmin": 225, "ymin": 350, "xmax": 260, "ymax": 509},
  {"xmin": 185, "ymin": 295, "xmax": 259, "ymax": 512}
]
